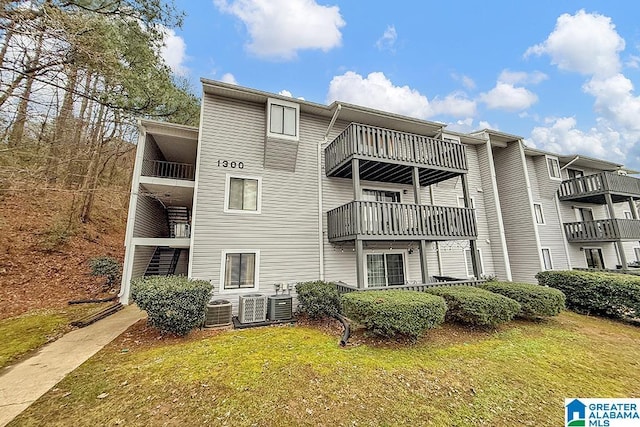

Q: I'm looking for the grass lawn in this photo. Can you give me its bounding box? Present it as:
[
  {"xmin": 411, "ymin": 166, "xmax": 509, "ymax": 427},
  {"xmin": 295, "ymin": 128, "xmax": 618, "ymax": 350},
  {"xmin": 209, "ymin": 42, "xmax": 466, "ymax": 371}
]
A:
[
  {"xmin": 0, "ymin": 304, "xmax": 108, "ymax": 369},
  {"xmin": 10, "ymin": 311, "xmax": 640, "ymax": 426}
]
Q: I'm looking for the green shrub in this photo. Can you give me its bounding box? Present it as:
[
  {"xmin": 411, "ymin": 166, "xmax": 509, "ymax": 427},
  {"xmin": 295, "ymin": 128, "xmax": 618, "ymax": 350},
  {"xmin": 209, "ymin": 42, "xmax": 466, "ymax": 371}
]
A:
[
  {"xmin": 479, "ymin": 282, "xmax": 565, "ymax": 317},
  {"xmin": 296, "ymin": 281, "xmax": 341, "ymax": 318},
  {"xmin": 425, "ymin": 286, "xmax": 521, "ymax": 327},
  {"xmin": 131, "ymin": 276, "xmax": 213, "ymax": 336},
  {"xmin": 536, "ymin": 270, "xmax": 640, "ymax": 320},
  {"xmin": 341, "ymin": 291, "xmax": 446, "ymax": 341},
  {"xmin": 89, "ymin": 256, "xmax": 121, "ymax": 288}
]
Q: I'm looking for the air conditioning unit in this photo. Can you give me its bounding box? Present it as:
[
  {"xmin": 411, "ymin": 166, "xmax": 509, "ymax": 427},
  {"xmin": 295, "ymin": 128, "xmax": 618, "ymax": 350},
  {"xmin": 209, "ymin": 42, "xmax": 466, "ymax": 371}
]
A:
[
  {"xmin": 238, "ymin": 294, "xmax": 267, "ymax": 323},
  {"xmin": 268, "ymin": 295, "xmax": 293, "ymax": 321},
  {"xmin": 204, "ymin": 300, "xmax": 232, "ymax": 328}
]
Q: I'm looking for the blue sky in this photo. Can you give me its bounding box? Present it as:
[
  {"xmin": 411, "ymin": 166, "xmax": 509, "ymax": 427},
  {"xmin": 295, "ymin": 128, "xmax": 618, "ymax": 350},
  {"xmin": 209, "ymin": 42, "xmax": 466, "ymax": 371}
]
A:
[{"xmin": 161, "ymin": 1, "xmax": 640, "ymax": 170}]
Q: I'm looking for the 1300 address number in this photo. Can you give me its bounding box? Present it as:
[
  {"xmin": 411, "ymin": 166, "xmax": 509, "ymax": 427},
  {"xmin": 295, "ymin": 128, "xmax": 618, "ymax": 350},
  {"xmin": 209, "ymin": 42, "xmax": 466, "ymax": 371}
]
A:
[{"xmin": 217, "ymin": 160, "xmax": 244, "ymax": 169}]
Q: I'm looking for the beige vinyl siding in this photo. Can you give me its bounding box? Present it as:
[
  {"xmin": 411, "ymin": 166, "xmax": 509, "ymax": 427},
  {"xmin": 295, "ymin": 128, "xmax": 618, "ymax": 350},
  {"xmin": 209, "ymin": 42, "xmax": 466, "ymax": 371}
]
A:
[
  {"xmin": 493, "ymin": 142, "xmax": 540, "ymax": 283},
  {"xmin": 526, "ymin": 156, "xmax": 569, "ymax": 270},
  {"xmin": 132, "ymin": 194, "xmax": 169, "ymax": 238},
  {"xmin": 190, "ymin": 94, "xmax": 321, "ymax": 298},
  {"xmin": 174, "ymin": 249, "xmax": 189, "ymax": 275},
  {"xmin": 476, "ymin": 141, "xmax": 510, "ymax": 280},
  {"xmin": 130, "ymin": 246, "xmax": 156, "ymax": 279}
]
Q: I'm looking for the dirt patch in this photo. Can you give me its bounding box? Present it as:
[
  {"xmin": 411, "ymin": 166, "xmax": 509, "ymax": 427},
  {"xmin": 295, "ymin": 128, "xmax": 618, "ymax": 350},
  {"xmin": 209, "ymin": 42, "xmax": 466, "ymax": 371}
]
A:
[{"xmin": 0, "ymin": 190, "xmax": 127, "ymax": 319}]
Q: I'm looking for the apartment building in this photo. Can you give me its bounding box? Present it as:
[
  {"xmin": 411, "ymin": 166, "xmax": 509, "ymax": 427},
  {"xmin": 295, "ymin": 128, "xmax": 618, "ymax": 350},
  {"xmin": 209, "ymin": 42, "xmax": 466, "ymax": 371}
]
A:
[{"xmin": 119, "ymin": 80, "xmax": 640, "ymax": 310}]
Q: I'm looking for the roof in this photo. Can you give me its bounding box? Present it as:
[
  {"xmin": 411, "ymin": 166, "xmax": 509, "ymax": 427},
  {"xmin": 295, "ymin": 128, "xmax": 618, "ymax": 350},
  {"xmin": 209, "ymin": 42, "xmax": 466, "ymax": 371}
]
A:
[
  {"xmin": 200, "ymin": 78, "xmax": 444, "ymax": 137},
  {"xmin": 523, "ymin": 146, "xmax": 629, "ymax": 172}
]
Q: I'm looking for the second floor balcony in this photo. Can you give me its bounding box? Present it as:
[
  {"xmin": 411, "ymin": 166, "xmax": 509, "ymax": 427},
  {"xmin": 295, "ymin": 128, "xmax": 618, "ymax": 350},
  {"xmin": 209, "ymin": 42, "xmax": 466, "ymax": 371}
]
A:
[
  {"xmin": 558, "ymin": 171, "xmax": 640, "ymax": 204},
  {"xmin": 142, "ymin": 159, "xmax": 195, "ymax": 181},
  {"xmin": 564, "ymin": 219, "xmax": 640, "ymax": 242},
  {"xmin": 325, "ymin": 123, "xmax": 468, "ymax": 186},
  {"xmin": 327, "ymin": 201, "xmax": 477, "ymax": 242}
]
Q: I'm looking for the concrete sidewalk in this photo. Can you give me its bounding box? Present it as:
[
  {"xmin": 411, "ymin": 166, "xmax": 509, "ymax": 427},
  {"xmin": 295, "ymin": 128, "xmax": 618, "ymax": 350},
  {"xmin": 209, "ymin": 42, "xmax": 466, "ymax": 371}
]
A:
[{"xmin": 0, "ymin": 305, "xmax": 146, "ymax": 427}]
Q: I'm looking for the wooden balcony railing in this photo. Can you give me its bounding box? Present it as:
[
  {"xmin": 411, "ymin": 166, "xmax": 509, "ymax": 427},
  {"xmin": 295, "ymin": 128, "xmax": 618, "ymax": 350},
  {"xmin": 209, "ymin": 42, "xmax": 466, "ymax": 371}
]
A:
[
  {"xmin": 142, "ymin": 160, "xmax": 195, "ymax": 181},
  {"xmin": 325, "ymin": 123, "xmax": 467, "ymax": 176},
  {"xmin": 563, "ymin": 219, "xmax": 640, "ymax": 242},
  {"xmin": 327, "ymin": 201, "xmax": 477, "ymax": 242},
  {"xmin": 558, "ymin": 172, "xmax": 640, "ymax": 201}
]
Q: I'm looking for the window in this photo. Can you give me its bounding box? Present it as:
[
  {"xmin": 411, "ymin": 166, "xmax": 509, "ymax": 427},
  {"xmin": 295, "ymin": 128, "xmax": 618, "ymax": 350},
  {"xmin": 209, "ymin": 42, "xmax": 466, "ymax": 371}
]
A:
[
  {"xmin": 635, "ymin": 247, "xmax": 640, "ymax": 262},
  {"xmin": 584, "ymin": 248, "xmax": 605, "ymax": 269},
  {"xmin": 534, "ymin": 203, "xmax": 545, "ymax": 224},
  {"xmin": 366, "ymin": 253, "xmax": 405, "ymax": 286},
  {"xmin": 362, "ymin": 189, "xmax": 400, "ymax": 202},
  {"xmin": 267, "ymin": 98, "xmax": 299, "ymax": 140},
  {"xmin": 546, "ymin": 156, "xmax": 561, "ymax": 180},
  {"xmin": 224, "ymin": 175, "xmax": 261, "ymax": 213},
  {"xmin": 457, "ymin": 196, "xmax": 474, "ymax": 208},
  {"xmin": 567, "ymin": 168, "xmax": 583, "ymax": 179},
  {"xmin": 541, "ymin": 248, "xmax": 553, "ymax": 270},
  {"xmin": 624, "ymin": 211, "xmax": 633, "ymax": 219},
  {"xmin": 575, "ymin": 207, "xmax": 594, "ymax": 222},
  {"xmin": 222, "ymin": 251, "xmax": 259, "ymax": 290},
  {"xmin": 463, "ymin": 249, "xmax": 484, "ymax": 277}
]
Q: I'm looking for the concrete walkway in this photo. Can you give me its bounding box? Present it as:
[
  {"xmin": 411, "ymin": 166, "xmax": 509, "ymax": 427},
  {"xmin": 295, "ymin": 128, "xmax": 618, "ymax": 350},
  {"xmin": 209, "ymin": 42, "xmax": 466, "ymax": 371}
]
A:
[{"xmin": 0, "ymin": 305, "xmax": 146, "ymax": 427}]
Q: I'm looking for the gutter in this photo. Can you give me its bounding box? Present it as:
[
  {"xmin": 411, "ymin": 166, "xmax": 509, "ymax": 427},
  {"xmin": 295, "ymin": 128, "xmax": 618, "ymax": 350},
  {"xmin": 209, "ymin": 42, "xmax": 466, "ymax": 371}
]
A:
[{"xmin": 318, "ymin": 104, "xmax": 342, "ymax": 280}]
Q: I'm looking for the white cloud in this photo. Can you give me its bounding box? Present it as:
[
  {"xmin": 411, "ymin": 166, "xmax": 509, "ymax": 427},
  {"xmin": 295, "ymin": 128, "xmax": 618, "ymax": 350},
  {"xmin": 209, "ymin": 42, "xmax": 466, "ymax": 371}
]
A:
[
  {"xmin": 525, "ymin": 10, "xmax": 624, "ymax": 78},
  {"xmin": 498, "ymin": 70, "xmax": 548, "ymax": 85},
  {"xmin": 446, "ymin": 118, "xmax": 499, "ymax": 133},
  {"xmin": 583, "ymin": 74, "xmax": 640, "ymax": 132},
  {"xmin": 278, "ymin": 89, "xmax": 292, "ymax": 97},
  {"xmin": 529, "ymin": 116, "xmax": 624, "ymax": 160},
  {"xmin": 480, "ymin": 82, "xmax": 538, "ymax": 112},
  {"xmin": 326, "ymin": 71, "xmax": 475, "ymax": 119},
  {"xmin": 451, "ymin": 73, "xmax": 476, "ymax": 90},
  {"xmin": 220, "ymin": 73, "xmax": 238, "ymax": 84},
  {"xmin": 160, "ymin": 28, "xmax": 188, "ymax": 76},
  {"xmin": 213, "ymin": 0, "xmax": 345, "ymax": 60},
  {"xmin": 375, "ymin": 25, "xmax": 397, "ymax": 52}
]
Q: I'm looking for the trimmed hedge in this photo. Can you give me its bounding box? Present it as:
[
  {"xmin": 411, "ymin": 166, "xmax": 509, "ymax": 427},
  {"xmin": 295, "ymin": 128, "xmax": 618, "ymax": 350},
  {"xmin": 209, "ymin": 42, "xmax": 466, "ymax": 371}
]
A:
[
  {"xmin": 536, "ymin": 270, "xmax": 640, "ymax": 320},
  {"xmin": 131, "ymin": 276, "xmax": 213, "ymax": 336},
  {"xmin": 341, "ymin": 290, "xmax": 446, "ymax": 340},
  {"xmin": 479, "ymin": 282, "xmax": 565, "ymax": 317},
  {"xmin": 425, "ymin": 286, "xmax": 521, "ymax": 327},
  {"xmin": 296, "ymin": 281, "xmax": 341, "ymax": 319}
]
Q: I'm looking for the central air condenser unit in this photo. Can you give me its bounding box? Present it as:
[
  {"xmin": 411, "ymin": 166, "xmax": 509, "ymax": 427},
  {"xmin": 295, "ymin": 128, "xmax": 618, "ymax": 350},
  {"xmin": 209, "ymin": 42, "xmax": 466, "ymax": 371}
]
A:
[
  {"xmin": 267, "ymin": 295, "xmax": 293, "ymax": 321},
  {"xmin": 238, "ymin": 294, "xmax": 267, "ymax": 323},
  {"xmin": 204, "ymin": 300, "xmax": 232, "ymax": 328}
]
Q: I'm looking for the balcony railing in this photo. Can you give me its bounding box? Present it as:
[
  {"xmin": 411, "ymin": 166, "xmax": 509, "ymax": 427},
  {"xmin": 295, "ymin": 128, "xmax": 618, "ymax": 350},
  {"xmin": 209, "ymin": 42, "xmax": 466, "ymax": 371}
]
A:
[
  {"xmin": 558, "ymin": 172, "xmax": 640, "ymax": 202},
  {"xmin": 563, "ymin": 219, "xmax": 640, "ymax": 242},
  {"xmin": 325, "ymin": 123, "xmax": 467, "ymax": 177},
  {"xmin": 142, "ymin": 160, "xmax": 195, "ymax": 181},
  {"xmin": 327, "ymin": 201, "xmax": 477, "ymax": 242}
]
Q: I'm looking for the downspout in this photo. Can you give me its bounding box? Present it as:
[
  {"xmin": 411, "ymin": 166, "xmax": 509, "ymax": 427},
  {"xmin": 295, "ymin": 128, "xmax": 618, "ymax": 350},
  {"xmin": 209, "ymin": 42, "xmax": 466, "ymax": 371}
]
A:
[
  {"xmin": 318, "ymin": 104, "xmax": 342, "ymax": 280},
  {"xmin": 560, "ymin": 155, "xmax": 580, "ymax": 171},
  {"xmin": 430, "ymin": 186, "xmax": 443, "ymax": 275}
]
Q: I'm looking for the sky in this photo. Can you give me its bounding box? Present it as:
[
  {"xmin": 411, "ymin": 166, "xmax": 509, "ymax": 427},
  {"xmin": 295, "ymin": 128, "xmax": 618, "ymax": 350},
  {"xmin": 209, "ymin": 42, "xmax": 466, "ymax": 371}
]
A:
[{"xmin": 161, "ymin": 1, "xmax": 640, "ymax": 171}]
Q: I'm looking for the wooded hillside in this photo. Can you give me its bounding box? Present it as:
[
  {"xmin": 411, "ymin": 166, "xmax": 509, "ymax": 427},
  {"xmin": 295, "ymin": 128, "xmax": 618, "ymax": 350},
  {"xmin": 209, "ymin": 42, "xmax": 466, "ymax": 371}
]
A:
[{"xmin": 0, "ymin": 0, "xmax": 199, "ymax": 318}]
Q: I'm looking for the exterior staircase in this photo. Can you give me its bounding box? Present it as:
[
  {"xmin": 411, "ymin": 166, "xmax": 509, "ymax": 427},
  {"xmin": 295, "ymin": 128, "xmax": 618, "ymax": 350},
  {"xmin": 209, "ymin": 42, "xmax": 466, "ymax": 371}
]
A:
[
  {"xmin": 167, "ymin": 206, "xmax": 190, "ymax": 238},
  {"xmin": 145, "ymin": 247, "xmax": 181, "ymax": 276}
]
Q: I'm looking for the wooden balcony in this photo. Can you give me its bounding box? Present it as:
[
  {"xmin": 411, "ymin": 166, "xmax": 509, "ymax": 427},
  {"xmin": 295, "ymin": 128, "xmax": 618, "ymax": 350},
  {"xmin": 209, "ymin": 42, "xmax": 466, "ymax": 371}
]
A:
[
  {"xmin": 142, "ymin": 160, "xmax": 195, "ymax": 181},
  {"xmin": 327, "ymin": 201, "xmax": 477, "ymax": 242},
  {"xmin": 325, "ymin": 123, "xmax": 468, "ymax": 186},
  {"xmin": 558, "ymin": 172, "xmax": 640, "ymax": 204},
  {"xmin": 563, "ymin": 219, "xmax": 640, "ymax": 242}
]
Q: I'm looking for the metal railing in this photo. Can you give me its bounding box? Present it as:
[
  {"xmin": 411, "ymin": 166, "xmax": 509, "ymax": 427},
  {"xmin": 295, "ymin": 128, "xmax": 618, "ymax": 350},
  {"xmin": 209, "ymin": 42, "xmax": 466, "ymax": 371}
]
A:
[
  {"xmin": 559, "ymin": 172, "xmax": 640, "ymax": 200},
  {"xmin": 325, "ymin": 123, "xmax": 467, "ymax": 175},
  {"xmin": 142, "ymin": 160, "xmax": 195, "ymax": 181},
  {"xmin": 335, "ymin": 280, "xmax": 485, "ymax": 294},
  {"xmin": 563, "ymin": 219, "xmax": 640, "ymax": 242},
  {"xmin": 327, "ymin": 201, "xmax": 477, "ymax": 241}
]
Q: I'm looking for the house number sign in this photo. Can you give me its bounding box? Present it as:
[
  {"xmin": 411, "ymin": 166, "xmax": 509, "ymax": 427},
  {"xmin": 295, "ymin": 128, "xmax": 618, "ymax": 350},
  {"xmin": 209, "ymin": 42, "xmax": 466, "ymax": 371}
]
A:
[{"xmin": 217, "ymin": 160, "xmax": 244, "ymax": 169}]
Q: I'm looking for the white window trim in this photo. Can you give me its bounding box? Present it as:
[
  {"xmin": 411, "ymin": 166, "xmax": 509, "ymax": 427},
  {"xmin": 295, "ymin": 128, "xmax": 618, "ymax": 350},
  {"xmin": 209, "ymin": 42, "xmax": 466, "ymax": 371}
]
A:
[
  {"xmin": 582, "ymin": 246, "xmax": 605, "ymax": 269},
  {"xmin": 219, "ymin": 249, "xmax": 260, "ymax": 293},
  {"xmin": 223, "ymin": 173, "xmax": 262, "ymax": 214},
  {"xmin": 266, "ymin": 97, "xmax": 300, "ymax": 142},
  {"xmin": 364, "ymin": 250, "xmax": 408, "ymax": 287},
  {"xmin": 361, "ymin": 186, "xmax": 404, "ymax": 203},
  {"xmin": 634, "ymin": 247, "xmax": 640, "ymax": 262},
  {"xmin": 541, "ymin": 248, "xmax": 553, "ymax": 270},
  {"xmin": 457, "ymin": 195, "xmax": 477, "ymax": 221},
  {"xmin": 534, "ymin": 203, "xmax": 545, "ymax": 225},
  {"xmin": 545, "ymin": 155, "xmax": 562, "ymax": 181},
  {"xmin": 463, "ymin": 248, "xmax": 484, "ymax": 278},
  {"xmin": 623, "ymin": 210, "xmax": 633, "ymax": 219}
]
